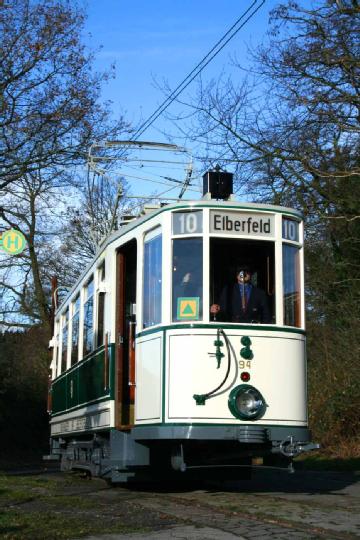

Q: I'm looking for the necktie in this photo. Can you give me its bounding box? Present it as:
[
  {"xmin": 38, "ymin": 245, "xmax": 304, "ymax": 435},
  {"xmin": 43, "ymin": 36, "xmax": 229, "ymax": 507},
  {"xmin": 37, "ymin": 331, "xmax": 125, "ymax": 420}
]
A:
[{"xmin": 241, "ymin": 285, "xmax": 247, "ymax": 312}]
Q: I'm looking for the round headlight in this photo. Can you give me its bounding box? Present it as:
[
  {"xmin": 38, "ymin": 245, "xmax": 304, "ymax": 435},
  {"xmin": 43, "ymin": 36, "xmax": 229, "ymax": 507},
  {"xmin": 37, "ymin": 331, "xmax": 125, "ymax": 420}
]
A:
[{"xmin": 228, "ymin": 385, "xmax": 266, "ymax": 420}]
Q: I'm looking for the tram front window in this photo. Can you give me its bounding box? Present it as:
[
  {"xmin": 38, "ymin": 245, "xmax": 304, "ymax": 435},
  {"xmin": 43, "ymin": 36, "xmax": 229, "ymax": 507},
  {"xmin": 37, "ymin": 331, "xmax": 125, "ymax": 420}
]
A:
[
  {"xmin": 210, "ymin": 239, "xmax": 275, "ymax": 324},
  {"xmin": 172, "ymin": 238, "xmax": 203, "ymax": 321},
  {"xmin": 283, "ymin": 244, "xmax": 301, "ymax": 327}
]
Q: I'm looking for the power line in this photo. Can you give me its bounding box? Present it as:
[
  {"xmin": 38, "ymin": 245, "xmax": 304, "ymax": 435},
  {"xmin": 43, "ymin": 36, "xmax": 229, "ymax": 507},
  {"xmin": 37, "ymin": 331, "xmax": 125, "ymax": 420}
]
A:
[
  {"xmin": 131, "ymin": 0, "xmax": 265, "ymax": 141},
  {"xmin": 87, "ymin": 0, "xmax": 265, "ymax": 217},
  {"xmin": 89, "ymin": 1, "xmax": 264, "ymax": 176}
]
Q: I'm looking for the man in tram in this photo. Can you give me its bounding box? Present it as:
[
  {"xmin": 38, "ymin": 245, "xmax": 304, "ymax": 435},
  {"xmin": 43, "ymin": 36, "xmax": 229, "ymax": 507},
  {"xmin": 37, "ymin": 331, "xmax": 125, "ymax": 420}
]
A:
[{"xmin": 210, "ymin": 265, "xmax": 271, "ymax": 324}]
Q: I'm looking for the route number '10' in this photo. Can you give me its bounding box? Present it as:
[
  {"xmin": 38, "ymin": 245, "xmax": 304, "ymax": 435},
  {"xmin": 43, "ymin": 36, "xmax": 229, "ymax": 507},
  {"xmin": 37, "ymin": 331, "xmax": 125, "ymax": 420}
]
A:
[
  {"xmin": 172, "ymin": 211, "xmax": 203, "ymax": 235},
  {"xmin": 282, "ymin": 218, "xmax": 299, "ymax": 242}
]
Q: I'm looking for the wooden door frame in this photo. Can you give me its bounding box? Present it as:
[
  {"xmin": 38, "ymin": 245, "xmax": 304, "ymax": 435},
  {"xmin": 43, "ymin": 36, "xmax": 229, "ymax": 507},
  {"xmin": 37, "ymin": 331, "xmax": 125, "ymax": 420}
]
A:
[
  {"xmin": 114, "ymin": 240, "xmax": 137, "ymax": 430},
  {"xmin": 114, "ymin": 249, "xmax": 126, "ymax": 429}
]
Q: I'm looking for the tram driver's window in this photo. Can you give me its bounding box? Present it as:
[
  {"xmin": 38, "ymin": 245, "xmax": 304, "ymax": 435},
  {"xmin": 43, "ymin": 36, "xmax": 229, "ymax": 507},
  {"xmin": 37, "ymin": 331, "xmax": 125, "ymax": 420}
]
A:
[
  {"xmin": 172, "ymin": 238, "xmax": 203, "ymax": 322},
  {"xmin": 210, "ymin": 239, "xmax": 275, "ymax": 324},
  {"xmin": 143, "ymin": 228, "xmax": 162, "ymax": 328}
]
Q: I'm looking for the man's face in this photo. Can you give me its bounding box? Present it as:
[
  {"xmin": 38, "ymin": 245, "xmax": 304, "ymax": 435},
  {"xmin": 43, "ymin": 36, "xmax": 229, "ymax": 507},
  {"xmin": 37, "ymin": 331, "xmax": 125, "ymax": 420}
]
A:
[{"xmin": 237, "ymin": 270, "xmax": 251, "ymax": 284}]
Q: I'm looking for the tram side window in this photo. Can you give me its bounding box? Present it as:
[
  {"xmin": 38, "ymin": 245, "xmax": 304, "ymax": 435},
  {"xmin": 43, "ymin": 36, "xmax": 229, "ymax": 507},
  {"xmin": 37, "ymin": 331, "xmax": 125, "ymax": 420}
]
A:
[
  {"xmin": 172, "ymin": 238, "xmax": 203, "ymax": 321},
  {"xmin": 71, "ymin": 295, "xmax": 80, "ymax": 365},
  {"xmin": 83, "ymin": 276, "xmax": 94, "ymax": 356},
  {"xmin": 54, "ymin": 322, "xmax": 60, "ymax": 377},
  {"xmin": 143, "ymin": 230, "xmax": 162, "ymax": 328},
  {"xmin": 96, "ymin": 261, "xmax": 106, "ymax": 348},
  {"xmin": 61, "ymin": 309, "xmax": 69, "ymax": 373},
  {"xmin": 283, "ymin": 244, "xmax": 301, "ymax": 327}
]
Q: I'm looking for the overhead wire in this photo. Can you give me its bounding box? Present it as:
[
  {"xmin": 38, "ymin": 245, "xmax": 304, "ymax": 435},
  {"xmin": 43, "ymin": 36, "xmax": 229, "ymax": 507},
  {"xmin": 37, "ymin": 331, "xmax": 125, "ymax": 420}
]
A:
[
  {"xmin": 93, "ymin": 0, "xmax": 265, "ymax": 173},
  {"xmin": 88, "ymin": 0, "xmax": 265, "ymax": 223},
  {"xmin": 121, "ymin": 162, "xmax": 191, "ymax": 172},
  {"xmin": 130, "ymin": 0, "xmax": 265, "ymax": 141},
  {"xmin": 113, "ymin": 172, "xmax": 198, "ymax": 189},
  {"xmin": 124, "ymin": 163, "xmax": 203, "ymax": 183}
]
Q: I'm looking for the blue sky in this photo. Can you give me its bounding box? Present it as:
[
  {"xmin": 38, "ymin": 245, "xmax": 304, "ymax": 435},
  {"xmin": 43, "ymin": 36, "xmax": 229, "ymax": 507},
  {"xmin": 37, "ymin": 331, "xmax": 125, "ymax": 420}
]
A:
[{"xmin": 83, "ymin": 0, "xmax": 279, "ymax": 199}]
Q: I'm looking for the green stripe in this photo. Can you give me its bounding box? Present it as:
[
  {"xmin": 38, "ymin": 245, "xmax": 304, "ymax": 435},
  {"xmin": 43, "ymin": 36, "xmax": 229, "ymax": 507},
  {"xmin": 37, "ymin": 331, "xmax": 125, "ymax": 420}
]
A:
[
  {"xmin": 52, "ymin": 344, "xmax": 109, "ymax": 383},
  {"xmin": 132, "ymin": 422, "xmax": 308, "ymax": 428},
  {"xmin": 51, "ymin": 396, "xmax": 111, "ymax": 417},
  {"xmin": 51, "ymin": 344, "xmax": 115, "ymax": 415},
  {"xmin": 136, "ymin": 323, "xmax": 306, "ymax": 339}
]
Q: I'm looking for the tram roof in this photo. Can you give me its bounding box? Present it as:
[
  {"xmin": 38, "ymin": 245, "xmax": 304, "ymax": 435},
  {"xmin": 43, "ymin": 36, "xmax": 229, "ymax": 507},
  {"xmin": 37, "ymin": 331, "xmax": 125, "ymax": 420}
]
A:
[
  {"xmin": 102, "ymin": 198, "xmax": 302, "ymax": 250},
  {"xmin": 54, "ymin": 199, "xmax": 302, "ymax": 316}
]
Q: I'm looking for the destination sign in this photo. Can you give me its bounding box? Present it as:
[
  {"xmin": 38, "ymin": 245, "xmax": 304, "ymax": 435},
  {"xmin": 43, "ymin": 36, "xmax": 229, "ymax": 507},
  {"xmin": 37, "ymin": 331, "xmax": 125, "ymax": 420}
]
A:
[{"xmin": 210, "ymin": 211, "xmax": 274, "ymax": 236}]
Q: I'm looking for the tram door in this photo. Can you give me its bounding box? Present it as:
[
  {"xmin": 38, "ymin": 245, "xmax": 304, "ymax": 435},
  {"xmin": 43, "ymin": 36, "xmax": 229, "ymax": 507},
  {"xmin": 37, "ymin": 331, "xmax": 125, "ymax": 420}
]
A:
[{"xmin": 115, "ymin": 239, "xmax": 137, "ymax": 428}]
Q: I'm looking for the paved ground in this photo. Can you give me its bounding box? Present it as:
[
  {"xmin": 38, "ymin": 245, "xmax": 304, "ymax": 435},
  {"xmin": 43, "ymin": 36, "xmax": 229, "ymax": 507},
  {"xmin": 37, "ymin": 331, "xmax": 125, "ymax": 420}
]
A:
[
  {"xmin": 78, "ymin": 467, "xmax": 360, "ymax": 540},
  {"xmin": 82, "ymin": 526, "xmax": 245, "ymax": 540},
  {"xmin": 3, "ymin": 463, "xmax": 359, "ymax": 539}
]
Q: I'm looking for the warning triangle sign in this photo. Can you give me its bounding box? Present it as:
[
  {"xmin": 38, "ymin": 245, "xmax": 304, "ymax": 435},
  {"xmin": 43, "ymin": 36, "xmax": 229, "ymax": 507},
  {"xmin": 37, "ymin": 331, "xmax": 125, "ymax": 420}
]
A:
[
  {"xmin": 182, "ymin": 303, "xmax": 195, "ymax": 315},
  {"xmin": 177, "ymin": 297, "xmax": 200, "ymax": 320}
]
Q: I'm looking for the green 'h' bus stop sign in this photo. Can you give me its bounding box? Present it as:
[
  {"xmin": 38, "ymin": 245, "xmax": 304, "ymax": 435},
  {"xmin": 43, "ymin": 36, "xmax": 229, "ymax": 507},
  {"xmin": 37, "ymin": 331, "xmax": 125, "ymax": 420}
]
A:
[{"xmin": 0, "ymin": 229, "xmax": 27, "ymax": 255}]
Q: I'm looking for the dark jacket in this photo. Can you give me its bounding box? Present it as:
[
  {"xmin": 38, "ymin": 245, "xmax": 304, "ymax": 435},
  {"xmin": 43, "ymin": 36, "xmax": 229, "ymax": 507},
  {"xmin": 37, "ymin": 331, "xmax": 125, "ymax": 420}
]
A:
[{"xmin": 218, "ymin": 283, "xmax": 271, "ymax": 323}]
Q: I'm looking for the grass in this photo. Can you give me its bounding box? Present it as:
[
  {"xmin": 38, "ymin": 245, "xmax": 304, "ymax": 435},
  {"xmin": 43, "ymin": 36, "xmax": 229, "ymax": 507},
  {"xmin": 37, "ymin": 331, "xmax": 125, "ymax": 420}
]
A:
[
  {"xmin": 0, "ymin": 510, "xmax": 140, "ymax": 540},
  {"xmin": 0, "ymin": 474, "xmax": 148, "ymax": 540},
  {"xmin": 294, "ymin": 452, "xmax": 360, "ymax": 472}
]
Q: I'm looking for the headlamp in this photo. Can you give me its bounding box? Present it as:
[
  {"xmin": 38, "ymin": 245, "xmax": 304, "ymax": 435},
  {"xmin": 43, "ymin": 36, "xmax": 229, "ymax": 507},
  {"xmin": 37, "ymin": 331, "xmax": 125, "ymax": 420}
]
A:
[{"xmin": 228, "ymin": 384, "xmax": 266, "ymax": 420}]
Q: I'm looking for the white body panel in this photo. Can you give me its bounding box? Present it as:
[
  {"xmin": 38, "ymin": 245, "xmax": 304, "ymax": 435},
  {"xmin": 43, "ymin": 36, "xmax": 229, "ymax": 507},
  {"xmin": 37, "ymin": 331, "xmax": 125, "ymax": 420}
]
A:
[
  {"xmin": 135, "ymin": 329, "xmax": 307, "ymax": 426},
  {"xmin": 135, "ymin": 333, "xmax": 163, "ymax": 423}
]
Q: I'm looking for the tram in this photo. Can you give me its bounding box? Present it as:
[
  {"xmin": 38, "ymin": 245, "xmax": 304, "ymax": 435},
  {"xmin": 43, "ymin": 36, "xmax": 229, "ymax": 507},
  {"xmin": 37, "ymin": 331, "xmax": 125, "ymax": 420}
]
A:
[{"xmin": 47, "ymin": 170, "xmax": 318, "ymax": 482}]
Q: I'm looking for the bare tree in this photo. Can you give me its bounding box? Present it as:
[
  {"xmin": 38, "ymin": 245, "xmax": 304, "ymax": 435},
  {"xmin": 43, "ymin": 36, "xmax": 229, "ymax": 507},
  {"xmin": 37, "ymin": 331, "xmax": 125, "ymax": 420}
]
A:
[
  {"xmin": 59, "ymin": 172, "xmax": 138, "ymax": 283},
  {"xmin": 0, "ymin": 0, "xmax": 127, "ymax": 190},
  {"xmin": 0, "ymin": 169, "xmax": 70, "ymax": 330},
  {"xmin": 167, "ymin": 1, "xmax": 359, "ymax": 208},
  {"xmin": 0, "ymin": 0, "xmax": 130, "ymax": 330},
  {"xmin": 0, "ymin": 168, "xmax": 137, "ymax": 330}
]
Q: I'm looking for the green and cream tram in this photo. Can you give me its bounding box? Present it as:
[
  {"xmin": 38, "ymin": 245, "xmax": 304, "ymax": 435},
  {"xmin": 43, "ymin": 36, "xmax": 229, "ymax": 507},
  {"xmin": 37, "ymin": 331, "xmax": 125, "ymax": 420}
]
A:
[{"xmin": 48, "ymin": 172, "xmax": 318, "ymax": 482}]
